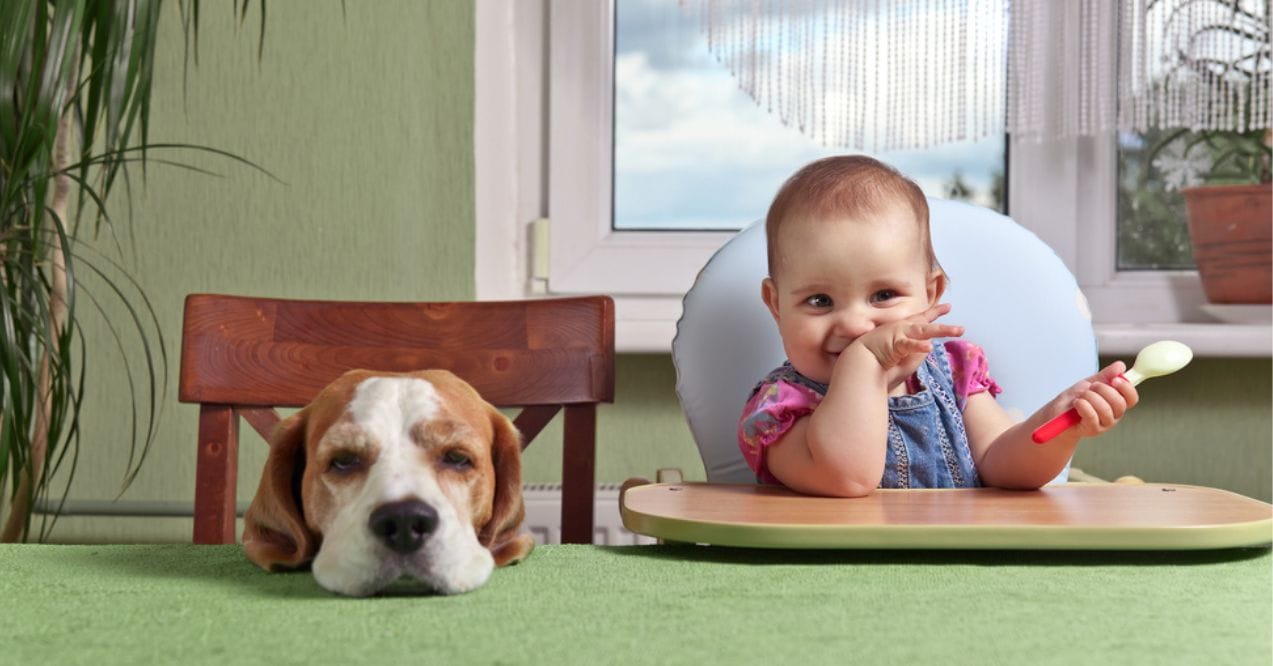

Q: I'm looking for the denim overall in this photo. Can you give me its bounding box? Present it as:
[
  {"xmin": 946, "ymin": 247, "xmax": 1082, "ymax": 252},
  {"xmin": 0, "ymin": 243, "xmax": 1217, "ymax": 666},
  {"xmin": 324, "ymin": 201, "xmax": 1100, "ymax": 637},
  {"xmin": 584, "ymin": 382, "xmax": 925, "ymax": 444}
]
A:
[{"xmin": 765, "ymin": 343, "xmax": 982, "ymax": 488}]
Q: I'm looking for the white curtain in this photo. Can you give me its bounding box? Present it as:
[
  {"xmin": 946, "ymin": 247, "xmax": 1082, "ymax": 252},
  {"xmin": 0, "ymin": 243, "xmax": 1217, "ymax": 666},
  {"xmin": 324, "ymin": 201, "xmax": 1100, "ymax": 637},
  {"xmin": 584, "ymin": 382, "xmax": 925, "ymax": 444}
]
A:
[{"xmin": 676, "ymin": 0, "xmax": 1271, "ymax": 151}]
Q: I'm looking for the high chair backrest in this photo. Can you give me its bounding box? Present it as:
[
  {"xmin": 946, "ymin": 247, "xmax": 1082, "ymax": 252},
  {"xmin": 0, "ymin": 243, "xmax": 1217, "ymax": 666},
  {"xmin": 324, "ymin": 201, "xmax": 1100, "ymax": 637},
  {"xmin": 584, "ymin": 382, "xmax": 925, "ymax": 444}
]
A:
[
  {"xmin": 673, "ymin": 198, "xmax": 1096, "ymax": 484},
  {"xmin": 179, "ymin": 293, "xmax": 614, "ymax": 545}
]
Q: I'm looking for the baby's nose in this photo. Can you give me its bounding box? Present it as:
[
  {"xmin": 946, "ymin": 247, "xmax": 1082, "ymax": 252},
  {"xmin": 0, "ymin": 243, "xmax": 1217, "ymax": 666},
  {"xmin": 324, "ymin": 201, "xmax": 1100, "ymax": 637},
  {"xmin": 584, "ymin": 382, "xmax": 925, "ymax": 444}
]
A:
[{"xmin": 832, "ymin": 309, "xmax": 875, "ymax": 339}]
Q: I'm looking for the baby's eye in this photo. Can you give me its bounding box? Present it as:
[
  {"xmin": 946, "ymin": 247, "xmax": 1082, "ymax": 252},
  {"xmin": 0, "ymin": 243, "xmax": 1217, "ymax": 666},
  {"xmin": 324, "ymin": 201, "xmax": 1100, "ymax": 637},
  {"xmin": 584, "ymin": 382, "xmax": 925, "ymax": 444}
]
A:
[
  {"xmin": 804, "ymin": 294, "xmax": 832, "ymax": 308},
  {"xmin": 870, "ymin": 289, "xmax": 898, "ymax": 303}
]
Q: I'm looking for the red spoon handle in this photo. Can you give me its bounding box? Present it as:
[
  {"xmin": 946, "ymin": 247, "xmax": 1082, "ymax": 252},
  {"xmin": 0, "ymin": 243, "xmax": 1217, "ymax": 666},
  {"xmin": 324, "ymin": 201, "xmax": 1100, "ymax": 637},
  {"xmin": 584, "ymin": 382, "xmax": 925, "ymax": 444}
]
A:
[
  {"xmin": 1031, "ymin": 373, "xmax": 1130, "ymax": 444},
  {"xmin": 1031, "ymin": 409, "xmax": 1082, "ymax": 444}
]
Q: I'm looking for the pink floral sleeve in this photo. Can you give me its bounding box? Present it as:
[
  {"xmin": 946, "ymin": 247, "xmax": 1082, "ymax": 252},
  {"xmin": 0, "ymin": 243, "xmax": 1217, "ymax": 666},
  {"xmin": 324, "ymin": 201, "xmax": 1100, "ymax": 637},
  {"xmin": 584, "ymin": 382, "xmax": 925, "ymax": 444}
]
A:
[
  {"xmin": 737, "ymin": 379, "xmax": 823, "ymax": 484},
  {"xmin": 943, "ymin": 340, "xmax": 1002, "ymax": 410}
]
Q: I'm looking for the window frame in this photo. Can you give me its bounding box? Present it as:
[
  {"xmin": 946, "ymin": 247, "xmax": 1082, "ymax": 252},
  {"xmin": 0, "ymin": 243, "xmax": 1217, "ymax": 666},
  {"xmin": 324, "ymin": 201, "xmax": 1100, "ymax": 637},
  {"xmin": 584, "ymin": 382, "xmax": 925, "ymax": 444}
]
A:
[{"xmin": 475, "ymin": 0, "xmax": 1268, "ymax": 356}]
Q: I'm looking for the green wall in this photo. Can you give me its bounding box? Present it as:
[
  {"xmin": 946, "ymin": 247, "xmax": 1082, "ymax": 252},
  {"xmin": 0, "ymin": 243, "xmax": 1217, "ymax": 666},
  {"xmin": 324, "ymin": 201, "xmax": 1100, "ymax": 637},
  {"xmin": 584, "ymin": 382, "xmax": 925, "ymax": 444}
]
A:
[
  {"xmin": 1076, "ymin": 356, "xmax": 1270, "ymax": 502},
  {"xmin": 43, "ymin": 1, "xmax": 1270, "ymax": 542}
]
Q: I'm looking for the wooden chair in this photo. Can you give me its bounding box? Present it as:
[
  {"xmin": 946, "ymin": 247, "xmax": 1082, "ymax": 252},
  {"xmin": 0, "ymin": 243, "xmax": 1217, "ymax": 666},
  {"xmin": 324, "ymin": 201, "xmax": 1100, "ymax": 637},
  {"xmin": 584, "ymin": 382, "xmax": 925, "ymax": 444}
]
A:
[{"xmin": 178, "ymin": 293, "xmax": 615, "ymax": 545}]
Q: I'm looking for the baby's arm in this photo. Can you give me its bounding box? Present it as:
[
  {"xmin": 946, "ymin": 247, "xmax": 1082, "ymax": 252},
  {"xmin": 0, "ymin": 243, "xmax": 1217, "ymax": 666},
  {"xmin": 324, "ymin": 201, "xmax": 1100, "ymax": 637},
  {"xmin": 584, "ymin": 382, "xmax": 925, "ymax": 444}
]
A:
[
  {"xmin": 964, "ymin": 362, "xmax": 1140, "ymax": 489},
  {"xmin": 767, "ymin": 305, "xmax": 963, "ymax": 497}
]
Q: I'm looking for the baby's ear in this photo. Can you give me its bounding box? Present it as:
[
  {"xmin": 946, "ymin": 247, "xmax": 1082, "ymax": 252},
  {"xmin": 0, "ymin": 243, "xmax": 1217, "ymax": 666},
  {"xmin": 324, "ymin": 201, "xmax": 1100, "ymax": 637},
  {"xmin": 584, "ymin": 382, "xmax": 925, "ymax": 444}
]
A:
[
  {"xmin": 761, "ymin": 277, "xmax": 781, "ymax": 322},
  {"xmin": 926, "ymin": 270, "xmax": 947, "ymax": 304}
]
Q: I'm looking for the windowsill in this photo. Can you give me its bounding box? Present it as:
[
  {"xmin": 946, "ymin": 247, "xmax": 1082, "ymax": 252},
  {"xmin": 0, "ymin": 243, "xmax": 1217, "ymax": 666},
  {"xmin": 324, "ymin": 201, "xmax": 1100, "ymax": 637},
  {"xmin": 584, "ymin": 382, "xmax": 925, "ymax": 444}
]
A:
[
  {"xmin": 610, "ymin": 296, "xmax": 1272, "ymax": 357},
  {"xmin": 1094, "ymin": 322, "xmax": 1272, "ymax": 358}
]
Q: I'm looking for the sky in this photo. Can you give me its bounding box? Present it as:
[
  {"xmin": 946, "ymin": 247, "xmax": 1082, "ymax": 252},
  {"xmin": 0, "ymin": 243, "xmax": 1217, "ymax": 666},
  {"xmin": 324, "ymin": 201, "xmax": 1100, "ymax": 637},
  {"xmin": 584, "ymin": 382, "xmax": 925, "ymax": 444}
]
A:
[{"xmin": 613, "ymin": 0, "xmax": 1007, "ymax": 230}]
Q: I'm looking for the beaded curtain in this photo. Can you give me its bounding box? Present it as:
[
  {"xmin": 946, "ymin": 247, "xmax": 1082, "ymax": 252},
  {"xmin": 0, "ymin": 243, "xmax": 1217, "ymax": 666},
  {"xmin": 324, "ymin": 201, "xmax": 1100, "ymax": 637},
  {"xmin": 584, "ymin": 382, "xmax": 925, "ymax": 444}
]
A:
[{"xmin": 676, "ymin": 0, "xmax": 1271, "ymax": 150}]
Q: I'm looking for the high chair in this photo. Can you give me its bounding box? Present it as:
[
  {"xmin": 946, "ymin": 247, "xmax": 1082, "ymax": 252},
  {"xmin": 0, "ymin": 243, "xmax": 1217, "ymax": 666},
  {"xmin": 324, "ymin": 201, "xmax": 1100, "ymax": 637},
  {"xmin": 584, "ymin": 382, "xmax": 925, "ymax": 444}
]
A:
[
  {"xmin": 621, "ymin": 199, "xmax": 1272, "ymax": 549},
  {"xmin": 179, "ymin": 294, "xmax": 615, "ymax": 545}
]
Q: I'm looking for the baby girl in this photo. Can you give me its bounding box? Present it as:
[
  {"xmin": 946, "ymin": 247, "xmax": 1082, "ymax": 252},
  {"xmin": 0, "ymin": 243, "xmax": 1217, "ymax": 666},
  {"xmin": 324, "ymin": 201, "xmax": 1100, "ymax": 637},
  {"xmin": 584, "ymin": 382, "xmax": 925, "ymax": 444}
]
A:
[{"xmin": 738, "ymin": 155, "xmax": 1138, "ymax": 496}]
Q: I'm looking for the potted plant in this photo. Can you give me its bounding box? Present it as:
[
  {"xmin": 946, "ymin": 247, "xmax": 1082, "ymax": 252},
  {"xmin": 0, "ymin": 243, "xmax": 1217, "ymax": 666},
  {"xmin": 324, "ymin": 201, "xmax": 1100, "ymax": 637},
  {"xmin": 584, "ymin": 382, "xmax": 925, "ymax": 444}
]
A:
[
  {"xmin": 1, "ymin": 0, "xmax": 260, "ymax": 542},
  {"xmin": 1173, "ymin": 130, "xmax": 1271, "ymax": 305},
  {"xmin": 1143, "ymin": 2, "xmax": 1271, "ymax": 306}
]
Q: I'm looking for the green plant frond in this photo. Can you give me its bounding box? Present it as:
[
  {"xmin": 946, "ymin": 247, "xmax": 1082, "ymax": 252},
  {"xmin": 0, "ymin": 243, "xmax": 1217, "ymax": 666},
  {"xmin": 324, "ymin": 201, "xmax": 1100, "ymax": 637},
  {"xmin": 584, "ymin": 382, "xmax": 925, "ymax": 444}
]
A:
[
  {"xmin": 8, "ymin": 230, "xmax": 166, "ymax": 393},
  {"xmin": 54, "ymin": 236, "xmax": 168, "ymax": 485},
  {"xmin": 42, "ymin": 327, "xmax": 85, "ymax": 505},
  {"xmin": 19, "ymin": 146, "xmax": 266, "ymax": 262},
  {"xmin": 45, "ymin": 1, "xmax": 87, "ymax": 113},
  {"xmin": 70, "ymin": 262, "xmax": 163, "ymax": 494},
  {"xmin": 19, "ymin": 1, "xmax": 81, "ymax": 184},
  {"xmin": 52, "ymin": 163, "xmax": 130, "ymax": 257},
  {"xmin": 100, "ymin": 0, "xmax": 135, "ymax": 153},
  {"xmin": 62, "ymin": 276, "xmax": 149, "ymax": 491},
  {"xmin": 44, "ymin": 206, "xmax": 77, "ymax": 313},
  {"xmin": 34, "ymin": 166, "xmax": 124, "ymax": 256},
  {"xmin": 0, "ymin": 300, "xmax": 42, "ymax": 500},
  {"xmin": 3, "ymin": 0, "xmax": 277, "ymax": 541},
  {"xmin": 256, "ymin": 1, "xmax": 267, "ymax": 60},
  {"xmin": 37, "ymin": 308, "xmax": 79, "ymax": 466},
  {"xmin": 0, "ymin": 2, "xmax": 35, "ymax": 156},
  {"xmin": 117, "ymin": 0, "xmax": 163, "ymax": 167},
  {"xmin": 77, "ymin": 0, "xmax": 124, "ymax": 178},
  {"xmin": 37, "ymin": 422, "xmax": 80, "ymax": 540},
  {"xmin": 0, "ymin": 424, "xmax": 13, "ymax": 499},
  {"xmin": 133, "ymin": 1, "xmax": 163, "ymax": 165},
  {"xmin": 2, "ymin": 235, "xmax": 161, "ymax": 530},
  {"xmin": 71, "ymin": 142, "xmax": 282, "ymax": 182}
]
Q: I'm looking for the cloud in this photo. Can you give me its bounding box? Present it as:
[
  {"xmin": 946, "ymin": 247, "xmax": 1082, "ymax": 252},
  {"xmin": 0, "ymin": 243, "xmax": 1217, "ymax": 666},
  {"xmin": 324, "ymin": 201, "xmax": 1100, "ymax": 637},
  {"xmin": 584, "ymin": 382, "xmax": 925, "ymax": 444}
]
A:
[{"xmin": 613, "ymin": 0, "xmax": 1008, "ymax": 227}]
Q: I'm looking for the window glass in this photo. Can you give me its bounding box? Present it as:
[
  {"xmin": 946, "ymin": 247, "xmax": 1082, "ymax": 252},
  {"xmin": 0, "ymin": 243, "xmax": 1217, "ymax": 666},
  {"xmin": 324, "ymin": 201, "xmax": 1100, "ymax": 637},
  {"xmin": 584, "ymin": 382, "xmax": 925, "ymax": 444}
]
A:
[
  {"xmin": 1116, "ymin": 130, "xmax": 1195, "ymax": 270},
  {"xmin": 613, "ymin": 0, "xmax": 1006, "ymax": 232},
  {"xmin": 1114, "ymin": 0, "xmax": 1268, "ymax": 271}
]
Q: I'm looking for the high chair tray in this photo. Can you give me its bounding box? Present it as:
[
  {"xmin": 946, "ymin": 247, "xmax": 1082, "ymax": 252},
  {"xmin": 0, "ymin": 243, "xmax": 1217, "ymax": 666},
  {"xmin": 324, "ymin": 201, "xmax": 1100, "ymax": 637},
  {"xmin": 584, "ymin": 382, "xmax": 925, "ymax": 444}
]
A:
[{"xmin": 620, "ymin": 482, "xmax": 1273, "ymax": 550}]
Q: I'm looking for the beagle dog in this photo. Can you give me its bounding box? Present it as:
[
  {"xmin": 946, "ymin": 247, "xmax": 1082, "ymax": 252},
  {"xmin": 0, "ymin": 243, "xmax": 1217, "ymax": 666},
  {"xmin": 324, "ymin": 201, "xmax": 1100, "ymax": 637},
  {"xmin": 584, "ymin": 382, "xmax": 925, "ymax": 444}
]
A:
[{"xmin": 243, "ymin": 369, "xmax": 534, "ymax": 596}]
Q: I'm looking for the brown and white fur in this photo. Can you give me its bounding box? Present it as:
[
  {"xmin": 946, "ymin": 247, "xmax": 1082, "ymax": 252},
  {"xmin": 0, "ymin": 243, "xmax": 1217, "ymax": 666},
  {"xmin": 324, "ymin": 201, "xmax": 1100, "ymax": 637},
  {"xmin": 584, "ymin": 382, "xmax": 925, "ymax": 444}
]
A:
[{"xmin": 242, "ymin": 369, "xmax": 534, "ymax": 596}]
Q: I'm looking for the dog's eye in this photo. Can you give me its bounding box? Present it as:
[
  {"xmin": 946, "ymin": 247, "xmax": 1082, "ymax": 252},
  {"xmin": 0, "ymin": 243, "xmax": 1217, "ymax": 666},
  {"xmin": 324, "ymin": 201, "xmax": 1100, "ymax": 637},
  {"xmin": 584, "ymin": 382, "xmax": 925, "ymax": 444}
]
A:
[
  {"xmin": 442, "ymin": 450, "xmax": 472, "ymax": 469},
  {"xmin": 328, "ymin": 453, "xmax": 363, "ymax": 474}
]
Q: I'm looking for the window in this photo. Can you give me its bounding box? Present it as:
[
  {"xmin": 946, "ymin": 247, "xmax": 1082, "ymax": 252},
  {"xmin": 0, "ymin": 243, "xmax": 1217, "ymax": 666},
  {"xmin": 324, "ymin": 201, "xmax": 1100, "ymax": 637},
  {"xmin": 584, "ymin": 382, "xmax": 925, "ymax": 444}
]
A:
[
  {"xmin": 476, "ymin": 0, "xmax": 1267, "ymax": 355},
  {"xmin": 613, "ymin": 0, "xmax": 1004, "ymax": 232}
]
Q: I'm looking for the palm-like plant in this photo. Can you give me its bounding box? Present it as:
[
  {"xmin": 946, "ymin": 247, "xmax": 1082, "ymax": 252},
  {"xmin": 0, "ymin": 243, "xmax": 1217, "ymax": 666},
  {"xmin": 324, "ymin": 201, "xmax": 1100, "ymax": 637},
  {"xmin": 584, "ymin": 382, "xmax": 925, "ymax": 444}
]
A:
[{"xmin": 0, "ymin": 0, "xmax": 260, "ymax": 542}]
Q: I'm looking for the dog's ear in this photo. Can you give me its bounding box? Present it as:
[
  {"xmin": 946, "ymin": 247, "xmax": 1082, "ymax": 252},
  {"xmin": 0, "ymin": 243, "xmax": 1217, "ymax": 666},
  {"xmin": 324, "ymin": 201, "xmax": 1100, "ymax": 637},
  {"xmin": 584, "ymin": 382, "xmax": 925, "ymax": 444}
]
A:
[
  {"xmin": 477, "ymin": 408, "xmax": 535, "ymax": 566},
  {"xmin": 243, "ymin": 410, "xmax": 319, "ymax": 571}
]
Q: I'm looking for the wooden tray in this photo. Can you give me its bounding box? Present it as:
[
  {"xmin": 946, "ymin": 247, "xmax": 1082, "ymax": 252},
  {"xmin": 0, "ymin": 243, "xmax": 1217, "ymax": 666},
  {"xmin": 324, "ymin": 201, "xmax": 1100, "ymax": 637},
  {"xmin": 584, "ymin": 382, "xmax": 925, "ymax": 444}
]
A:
[{"xmin": 620, "ymin": 482, "xmax": 1273, "ymax": 550}]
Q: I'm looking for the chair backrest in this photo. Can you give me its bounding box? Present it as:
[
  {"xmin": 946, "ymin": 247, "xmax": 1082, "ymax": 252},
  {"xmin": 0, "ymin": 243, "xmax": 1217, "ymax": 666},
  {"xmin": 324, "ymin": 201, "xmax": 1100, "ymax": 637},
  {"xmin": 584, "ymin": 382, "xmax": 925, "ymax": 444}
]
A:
[
  {"xmin": 179, "ymin": 293, "xmax": 614, "ymax": 545},
  {"xmin": 673, "ymin": 198, "xmax": 1096, "ymax": 485}
]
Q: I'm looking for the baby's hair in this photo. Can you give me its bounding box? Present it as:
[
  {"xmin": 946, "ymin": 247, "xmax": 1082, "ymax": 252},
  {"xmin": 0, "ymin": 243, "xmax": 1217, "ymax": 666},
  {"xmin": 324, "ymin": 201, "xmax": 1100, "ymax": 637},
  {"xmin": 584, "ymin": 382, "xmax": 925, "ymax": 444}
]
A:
[{"xmin": 765, "ymin": 155, "xmax": 937, "ymax": 277}]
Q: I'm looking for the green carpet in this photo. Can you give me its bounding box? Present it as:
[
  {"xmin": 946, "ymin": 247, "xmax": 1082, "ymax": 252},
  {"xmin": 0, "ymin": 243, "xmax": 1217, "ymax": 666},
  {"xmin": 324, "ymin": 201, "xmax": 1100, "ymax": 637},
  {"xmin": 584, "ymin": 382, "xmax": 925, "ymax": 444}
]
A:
[{"xmin": 4, "ymin": 544, "xmax": 1270, "ymax": 665}]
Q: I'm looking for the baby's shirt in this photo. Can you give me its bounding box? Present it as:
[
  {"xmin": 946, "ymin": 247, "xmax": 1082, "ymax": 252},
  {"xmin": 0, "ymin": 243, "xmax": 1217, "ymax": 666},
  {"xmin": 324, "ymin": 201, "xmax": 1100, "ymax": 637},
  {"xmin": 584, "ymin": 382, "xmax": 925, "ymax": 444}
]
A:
[{"xmin": 737, "ymin": 340, "xmax": 1001, "ymax": 486}]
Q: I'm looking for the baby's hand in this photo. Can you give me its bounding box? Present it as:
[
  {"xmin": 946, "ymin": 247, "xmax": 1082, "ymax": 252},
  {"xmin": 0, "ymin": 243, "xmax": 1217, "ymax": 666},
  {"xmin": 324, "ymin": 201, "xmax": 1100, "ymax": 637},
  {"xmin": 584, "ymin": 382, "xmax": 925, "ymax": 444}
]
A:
[
  {"xmin": 853, "ymin": 303, "xmax": 964, "ymax": 387},
  {"xmin": 1057, "ymin": 361, "xmax": 1140, "ymax": 439}
]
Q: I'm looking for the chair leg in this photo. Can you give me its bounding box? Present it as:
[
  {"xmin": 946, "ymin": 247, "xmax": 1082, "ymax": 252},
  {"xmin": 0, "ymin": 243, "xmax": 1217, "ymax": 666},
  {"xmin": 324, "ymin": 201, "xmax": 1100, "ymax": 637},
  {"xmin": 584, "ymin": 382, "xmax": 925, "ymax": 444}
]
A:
[
  {"xmin": 194, "ymin": 405, "xmax": 239, "ymax": 544},
  {"xmin": 560, "ymin": 404, "xmax": 596, "ymax": 544}
]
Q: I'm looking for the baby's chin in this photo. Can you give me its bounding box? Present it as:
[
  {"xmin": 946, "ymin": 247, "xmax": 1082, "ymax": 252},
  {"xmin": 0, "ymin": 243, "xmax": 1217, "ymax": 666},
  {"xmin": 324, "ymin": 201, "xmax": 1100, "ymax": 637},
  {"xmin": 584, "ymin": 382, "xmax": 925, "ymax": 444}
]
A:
[{"xmin": 790, "ymin": 358, "xmax": 834, "ymax": 384}]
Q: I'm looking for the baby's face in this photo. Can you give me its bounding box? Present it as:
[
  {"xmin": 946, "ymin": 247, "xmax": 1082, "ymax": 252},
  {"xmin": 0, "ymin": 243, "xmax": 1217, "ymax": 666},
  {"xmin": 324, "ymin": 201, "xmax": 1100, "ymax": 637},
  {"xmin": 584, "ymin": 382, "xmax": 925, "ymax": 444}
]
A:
[{"xmin": 762, "ymin": 203, "xmax": 939, "ymax": 384}]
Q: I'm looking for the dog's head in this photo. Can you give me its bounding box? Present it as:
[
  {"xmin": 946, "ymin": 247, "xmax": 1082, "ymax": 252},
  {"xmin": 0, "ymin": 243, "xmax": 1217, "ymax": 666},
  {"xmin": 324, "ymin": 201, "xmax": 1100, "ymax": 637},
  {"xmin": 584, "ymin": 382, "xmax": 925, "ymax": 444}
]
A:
[{"xmin": 242, "ymin": 369, "xmax": 534, "ymax": 596}]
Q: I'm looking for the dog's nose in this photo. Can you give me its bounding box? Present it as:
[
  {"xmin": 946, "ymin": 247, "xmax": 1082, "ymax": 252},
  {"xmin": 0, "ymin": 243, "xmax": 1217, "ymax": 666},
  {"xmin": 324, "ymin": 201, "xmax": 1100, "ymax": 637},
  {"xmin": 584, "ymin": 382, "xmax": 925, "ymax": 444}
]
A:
[{"xmin": 369, "ymin": 500, "xmax": 439, "ymax": 554}]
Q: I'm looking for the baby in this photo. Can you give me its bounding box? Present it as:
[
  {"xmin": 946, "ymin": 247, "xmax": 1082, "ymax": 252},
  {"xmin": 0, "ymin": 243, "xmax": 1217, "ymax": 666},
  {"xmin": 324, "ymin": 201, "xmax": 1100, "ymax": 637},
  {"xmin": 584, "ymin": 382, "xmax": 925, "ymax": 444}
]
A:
[{"xmin": 738, "ymin": 155, "xmax": 1138, "ymax": 496}]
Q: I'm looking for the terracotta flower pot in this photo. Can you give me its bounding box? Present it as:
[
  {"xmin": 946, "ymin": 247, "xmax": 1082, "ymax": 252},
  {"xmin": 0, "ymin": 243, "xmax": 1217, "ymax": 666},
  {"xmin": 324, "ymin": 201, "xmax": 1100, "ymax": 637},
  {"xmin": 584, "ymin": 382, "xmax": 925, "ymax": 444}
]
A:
[{"xmin": 1181, "ymin": 183, "xmax": 1272, "ymax": 304}]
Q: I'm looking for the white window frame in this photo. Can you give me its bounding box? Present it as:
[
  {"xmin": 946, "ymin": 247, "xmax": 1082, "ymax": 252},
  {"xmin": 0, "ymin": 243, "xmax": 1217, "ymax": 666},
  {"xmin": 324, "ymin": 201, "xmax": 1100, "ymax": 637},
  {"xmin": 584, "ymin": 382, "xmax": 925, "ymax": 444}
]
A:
[{"xmin": 475, "ymin": 0, "xmax": 1270, "ymax": 356}]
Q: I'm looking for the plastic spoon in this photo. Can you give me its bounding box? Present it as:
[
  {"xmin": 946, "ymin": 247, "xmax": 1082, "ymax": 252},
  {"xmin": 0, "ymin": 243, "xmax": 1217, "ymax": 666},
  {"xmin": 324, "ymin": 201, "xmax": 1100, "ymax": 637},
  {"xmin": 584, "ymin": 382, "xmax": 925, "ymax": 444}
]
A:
[{"xmin": 1031, "ymin": 340, "xmax": 1193, "ymax": 444}]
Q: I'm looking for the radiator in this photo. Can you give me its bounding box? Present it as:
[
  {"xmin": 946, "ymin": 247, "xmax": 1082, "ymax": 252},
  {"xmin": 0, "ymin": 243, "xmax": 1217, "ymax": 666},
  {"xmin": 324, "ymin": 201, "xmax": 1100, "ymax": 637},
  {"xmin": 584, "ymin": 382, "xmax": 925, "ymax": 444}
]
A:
[{"xmin": 521, "ymin": 484, "xmax": 655, "ymax": 545}]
